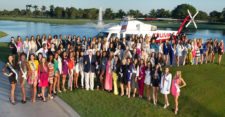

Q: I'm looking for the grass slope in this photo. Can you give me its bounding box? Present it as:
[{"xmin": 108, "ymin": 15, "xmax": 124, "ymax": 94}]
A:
[
  {"xmin": 0, "ymin": 43, "xmax": 10, "ymax": 62},
  {"xmin": 0, "ymin": 42, "xmax": 224, "ymax": 117},
  {"xmin": 0, "ymin": 31, "xmax": 7, "ymax": 38},
  {"xmin": 58, "ymin": 58, "xmax": 225, "ymax": 117}
]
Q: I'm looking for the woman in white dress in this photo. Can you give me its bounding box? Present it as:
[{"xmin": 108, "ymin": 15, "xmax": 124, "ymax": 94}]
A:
[
  {"xmin": 29, "ymin": 36, "xmax": 37, "ymax": 54},
  {"xmin": 144, "ymin": 61, "xmax": 152, "ymax": 101},
  {"xmin": 73, "ymin": 51, "xmax": 80, "ymax": 89},
  {"xmin": 35, "ymin": 44, "xmax": 48, "ymax": 58},
  {"xmin": 23, "ymin": 37, "xmax": 30, "ymax": 55},
  {"xmin": 176, "ymin": 40, "xmax": 184, "ymax": 67},
  {"xmin": 160, "ymin": 67, "xmax": 172, "ymax": 109}
]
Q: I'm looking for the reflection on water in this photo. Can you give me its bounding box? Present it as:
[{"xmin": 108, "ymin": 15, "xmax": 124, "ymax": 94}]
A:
[
  {"xmin": 0, "ymin": 20, "xmax": 225, "ymax": 42},
  {"xmin": 0, "ymin": 20, "xmax": 101, "ymax": 42}
]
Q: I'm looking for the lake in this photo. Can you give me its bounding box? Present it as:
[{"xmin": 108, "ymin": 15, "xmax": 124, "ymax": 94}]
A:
[{"xmin": 0, "ymin": 20, "xmax": 225, "ymax": 42}]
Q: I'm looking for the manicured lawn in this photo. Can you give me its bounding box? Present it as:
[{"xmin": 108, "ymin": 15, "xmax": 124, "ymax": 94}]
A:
[
  {"xmin": 58, "ymin": 56, "xmax": 225, "ymax": 117},
  {"xmin": 0, "ymin": 42, "xmax": 10, "ymax": 62},
  {"xmin": 0, "ymin": 31, "xmax": 7, "ymax": 38}
]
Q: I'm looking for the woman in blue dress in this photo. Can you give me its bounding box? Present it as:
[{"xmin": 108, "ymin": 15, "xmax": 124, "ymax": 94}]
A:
[
  {"xmin": 126, "ymin": 58, "xmax": 132, "ymax": 98},
  {"xmin": 168, "ymin": 41, "xmax": 175, "ymax": 66},
  {"xmin": 163, "ymin": 40, "xmax": 169, "ymax": 66}
]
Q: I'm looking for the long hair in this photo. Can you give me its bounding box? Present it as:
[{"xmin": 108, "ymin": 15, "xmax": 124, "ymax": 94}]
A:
[
  {"xmin": 40, "ymin": 57, "xmax": 48, "ymax": 72},
  {"xmin": 7, "ymin": 55, "xmax": 14, "ymax": 64},
  {"xmin": 47, "ymin": 54, "xmax": 54, "ymax": 63},
  {"xmin": 29, "ymin": 53, "xmax": 36, "ymax": 61},
  {"xmin": 176, "ymin": 71, "xmax": 182, "ymax": 79}
]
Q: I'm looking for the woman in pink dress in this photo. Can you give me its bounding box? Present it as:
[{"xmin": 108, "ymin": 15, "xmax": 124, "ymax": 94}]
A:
[
  {"xmin": 104, "ymin": 56, "xmax": 113, "ymax": 91},
  {"xmin": 47, "ymin": 54, "xmax": 54, "ymax": 99},
  {"xmin": 138, "ymin": 59, "xmax": 145, "ymax": 98},
  {"xmin": 192, "ymin": 39, "xmax": 197, "ymax": 65},
  {"xmin": 38, "ymin": 57, "xmax": 49, "ymax": 102},
  {"xmin": 16, "ymin": 36, "xmax": 23, "ymax": 61},
  {"xmin": 171, "ymin": 71, "xmax": 186, "ymax": 115}
]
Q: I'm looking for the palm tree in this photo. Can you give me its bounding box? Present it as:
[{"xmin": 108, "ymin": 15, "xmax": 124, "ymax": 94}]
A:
[
  {"xmin": 49, "ymin": 5, "xmax": 55, "ymax": 17},
  {"xmin": 33, "ymin": 5, "xmax": 38, "ymax": 12},
  {"xmin": 41, "ymin": 5, "xmax": 46, "ymax": 12},
  {"xmin": 41, "ymin": 5, "xmax": 46, "ymax": 17},
  {"xmin": 26, "ymin": 5, "xmax": 29, "ymax": 11},
  {"xmin": 25, "ymin": 4, "xmax": 32, "ymax": 16},
  {"xmin": 27, "ymin": 4, "xmax": 32, "ymax": 10}
]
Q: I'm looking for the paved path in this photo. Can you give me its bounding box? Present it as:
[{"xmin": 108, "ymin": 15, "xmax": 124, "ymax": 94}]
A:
[{"xmin": 0, "ymin": 62, "xmax": 80, "ymax": 117}]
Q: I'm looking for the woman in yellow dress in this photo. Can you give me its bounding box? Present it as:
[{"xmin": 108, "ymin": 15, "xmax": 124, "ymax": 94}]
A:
[
  {"xmin": 28, "ymin": 54, "xmax": 39, "ymax": 103},
  {"xmin": 187, "ymin": 40, "xmax": 193, "ymax": 65}
]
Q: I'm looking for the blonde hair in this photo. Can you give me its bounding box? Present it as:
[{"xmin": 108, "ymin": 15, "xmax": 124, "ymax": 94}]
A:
[
  {"xmin": 122, "ymin": 59, "xmax": 126, "ymax": 65},
  {"xmin": 176, "ymin": 71, "xmax": 182, "ymax": 78}
]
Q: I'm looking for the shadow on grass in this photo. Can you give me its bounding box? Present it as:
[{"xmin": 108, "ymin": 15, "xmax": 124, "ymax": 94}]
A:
[
  {"xmin": 176, "ymin": 94, "xmax": 219, "ymax": 117},
  {"xmin": 59, "ymin": 88, "xmax": 220, "ymax": 117}
]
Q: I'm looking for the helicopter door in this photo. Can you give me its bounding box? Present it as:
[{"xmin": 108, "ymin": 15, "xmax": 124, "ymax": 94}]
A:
[
  {"xmin": 119, "ymin": 33, "xmax": 125, "ymax": 39},
  {"xmin": 106, "ymin": 33, "xmax": 111, "ymax": 41}
]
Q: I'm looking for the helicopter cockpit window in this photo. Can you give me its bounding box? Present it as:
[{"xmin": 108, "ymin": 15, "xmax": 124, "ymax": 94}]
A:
[
  {"xmin": 125, "ymin": 34, "xmax": 133, "ymax": 41},
  {"xmin": 151, "ymin": 26, "xmax": 157, "ymax": 31},
  {"xmin": 110, "ymin": 33, "xmax": 117, "ymax": 39},
  {"xmin": 96, "ymin": 32, "xmax": 109, "ymax": 38}
]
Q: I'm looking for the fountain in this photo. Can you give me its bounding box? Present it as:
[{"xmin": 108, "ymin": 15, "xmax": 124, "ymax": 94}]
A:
[
  {"xmin": 82, "ymin": 7, "xmax": 116, "ymax": 30},
  {"xmin": 97, "ymin": 7, "xmax": 104, "ymax": 27}
]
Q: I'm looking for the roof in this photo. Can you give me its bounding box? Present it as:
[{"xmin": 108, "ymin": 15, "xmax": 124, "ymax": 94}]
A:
[{"xmin": 103, "ymin": 20, "xmax": 156, "ymax": 33}]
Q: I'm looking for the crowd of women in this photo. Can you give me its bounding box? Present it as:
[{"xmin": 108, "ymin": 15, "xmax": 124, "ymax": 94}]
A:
[{"xmin": 2, "ymin": 34, "xmax": 224, "ymax": 115}]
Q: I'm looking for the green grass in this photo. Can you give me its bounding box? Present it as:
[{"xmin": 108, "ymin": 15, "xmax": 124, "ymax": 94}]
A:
[
  {"xmin": 58, "ymin": 56, "xmax": 225, "ymax": 117},
  {"xmin": 1, "ymin": 16, "xmax": 225, "ymax": 30},
  {"xmin": 0, "ymin": 42, "xmax": 10, "ymax": 62},
  {"xmin": 0, "ymin": 31, "xmax": 7, "ymax": 38},
  {"xmin": 0, "ymin": 42, "xmax": 224, "ymax": 117}
]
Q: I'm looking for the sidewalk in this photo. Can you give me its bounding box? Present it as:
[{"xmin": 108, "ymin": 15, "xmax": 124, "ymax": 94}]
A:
[{"xmin": 0, "ymin": 62, "xmax": 80, "ymax": 117}]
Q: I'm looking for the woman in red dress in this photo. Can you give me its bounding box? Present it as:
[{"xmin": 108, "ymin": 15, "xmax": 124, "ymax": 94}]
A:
[
  {"xmin": 38, "ymin": 57, "xmax": 49, "ymax": 102},
  {"xmin": 68, "ymin": 53, "xmax": 75, "ymax": 91},
  {"xmin": 104, "ymin": 54, "xmax": 113, "ymax": 91},
  {"xmin": 138, "ymin": 59, "xmax": 145, "ymax": 98}
]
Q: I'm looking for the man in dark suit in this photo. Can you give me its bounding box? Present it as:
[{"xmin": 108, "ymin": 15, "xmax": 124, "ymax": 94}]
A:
[{"xmin": 84, "ymin": 49, "xmax": 96, "ymax": 90}]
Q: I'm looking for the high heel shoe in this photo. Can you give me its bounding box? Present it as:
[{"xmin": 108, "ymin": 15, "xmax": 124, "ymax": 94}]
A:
[
  {"xmin": 53, "ymin": 91, "xmax": 57, "ymax": 95},
  {"xmin": 42, "ymin": 97, "xmax": 47, "ymax": 102},
  {"xmin": 48, "ymin": 94, "xmax": 54, "ymax": 100},
  {"xmin": 9, "ymin": 98, "xmax": 16, "ymax": 105},
  {"xmin": 37, "ymin": 94, "xmax": 42, "ymax": 99},
  {"xmin": 57, "ymin": 90, "xmax": 62, "ymax": 93},
  {"xmin": 174, "ymin": 109, "xmax": 178, "ymax": 115},
  {"xmin": 63, "ymin": 88, "xmax": 67, "ymax": 92},
  {"xmin": 43, "ymin": 98, "xmax": 47, "ymax": 102},
  {"xmin": 11, "ymin": 101, "xmax": 16, "ymax": 105},
  {"xmin": 21, "ymin": 100, "xmax": 27, "ymax": 104},
  {"xmin": 163, "ymin": 104, "xmax": 170, "ymax": 109},
  {"xmin": 147, "ymin": 97, "xmax": 151, "ymax": 101}
]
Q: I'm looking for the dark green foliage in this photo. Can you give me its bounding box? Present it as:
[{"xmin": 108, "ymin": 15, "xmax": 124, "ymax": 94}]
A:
[
  {"xmin": 0, "ymin": 4, "xmax": 224, "ymax": 22},
  {"xmin": 171, "ymin": 4, "xmax": 197, "ymax": 19}
]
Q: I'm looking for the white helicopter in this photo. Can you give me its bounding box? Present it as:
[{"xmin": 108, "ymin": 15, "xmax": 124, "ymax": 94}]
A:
[{"xmin": 96, "ymin": 10, "xmax": 199, "ymax": 42}]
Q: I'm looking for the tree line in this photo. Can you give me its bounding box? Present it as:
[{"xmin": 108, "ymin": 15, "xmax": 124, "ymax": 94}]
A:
[{"xmin": 0, "ymin": 4, "xmax": 224, "ymax": 22}]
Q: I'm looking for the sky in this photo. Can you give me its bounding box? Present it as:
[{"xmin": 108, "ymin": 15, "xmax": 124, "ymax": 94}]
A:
[{"xmin": 0, "ymin": 0, "xmax": 224, "ymax": 14}]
